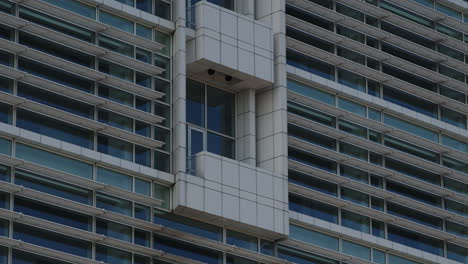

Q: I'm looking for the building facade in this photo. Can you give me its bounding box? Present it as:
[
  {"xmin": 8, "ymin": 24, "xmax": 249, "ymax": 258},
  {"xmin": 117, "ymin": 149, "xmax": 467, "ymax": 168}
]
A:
[{"xmin": 0, "ymin": 0, "xmax": 466, "ymax": 263}]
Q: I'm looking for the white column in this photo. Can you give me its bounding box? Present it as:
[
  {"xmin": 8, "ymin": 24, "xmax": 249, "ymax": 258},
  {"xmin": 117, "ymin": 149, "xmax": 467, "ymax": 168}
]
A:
[{"xmin": 236, "ymin": 89, "xmax": 256, "ymax": 166}]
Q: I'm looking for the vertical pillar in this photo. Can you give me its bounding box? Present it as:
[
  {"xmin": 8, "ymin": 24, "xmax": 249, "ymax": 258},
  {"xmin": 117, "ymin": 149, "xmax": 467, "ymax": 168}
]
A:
[
  {"xmin": 254, "ymin": 1, "xmax": 288, "ymax": 176},
  {"xmin": 236, "ymin": 0, "xmax": 255, "ymax": 18},
  {"xmin": 172, "ymin": 0, "xmax": 187, "ymax": 208},
  {"xmin": 236, "ymin": 89, "xmax": 256, "ymax": 166}
]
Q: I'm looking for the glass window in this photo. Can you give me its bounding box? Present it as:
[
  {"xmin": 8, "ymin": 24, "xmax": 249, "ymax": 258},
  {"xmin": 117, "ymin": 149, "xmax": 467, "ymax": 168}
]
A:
[
  {"xmin": 388, "ymin": 254, "xmax": 423, "ymax": 264},
  {"xmin": 289, "ymin": 124, "xmax": 336, "ymax": 150},
  {"xmin": 207, "ymin": 86, "xmax": 235, "ymax": 136},
  {"xmin": 387, "ymin": 202, "xmax": 442, "ymax": 229},
  {"xmin": 342, "ymin": 240, "xmax": 370, "ymax": 261},
  {"xmin": 98, "ymin": 84, "xmax": 133, "ymax": 107},
  {"xmin": 286, "ymin": 5, "xmax": 334, "ymax": 31},
  {"xmin": 14, "ymin": 196, "xmax": 92, "ymax": 231},
  {"xmin": 289, "ymin": 224, "xmax": 339, "ymax": 251},
  {"xmin": 384, "ymin": 114, "xmax": 438, "ymax": 142},
  {"xmin": 336, "ymin": 3, "xmax": 364, "ymax": 21},
  {"xmin": 260, "ymin": 240, "xmax": 275, "ymax": 256},
  {"xmin": 288, "ymin": 101, "xmax": 336, "ymax": 127},
  {"xmin": 226, "ymin": 255, "xmax": 256, "ymax": 264},
  {"xmin": 372, "ymin": 219, "xmax": 385, "ymax": 238},
  {"xmin": 155, "ymin": 54, "xmax": 170, "ymax": 79},
  {"xmin": 289, "ymin": 193, "xmax": 338, "ymax": 223},
  {"xmin": 442, "ymin": 134, "xmax": 468, "ymax": 153},
  {"xmin": 287, "ymin": 49, "xmax": 335, "ymax": 81},
  {"xmin": 288, "ymin": 79, "xmax": 335, "ymax": 105},
  {"xmin": 97, "ymin": 134, "xmax": 133, "ymax": 161},
  {"xmin": 340, "ymin": 165, "xmax": 368, "ymax": 184},
  {"xmin": 277, "ymin": 245, "xmax": 339, "ymax": 264},
  {"xmin": 99, "ymin": 10, "xmax": 133, "ymax": 33},
  {"xmin": 385, "ymin": 158, "xmax": 441, "ymax": 185},
  {"xmin": 95, "ymin": 244, "xmax": 132, "ymax": 264},
  {"xmin": 388, "ymin": 225, "xmax": 443, "ymax": 256},
  {"xmin": 0, "ymin": 191, "xmax": 8, "ymax": 210},
  {"xmin": 445, "ymin": 199, "xmax": 468, "ymax": 217},
  {"xmin": 380, "ymin": 1, "xmax": 434, "ymax": 28},
  {"xmin": 96, "ymin": 192, "xmax": 132, "ymax": 216},
  {"xmin": 381, "ymin": 21, "xmax": 435, "ymax": 50},
  {"xmin": 134, "ymin": 228, "xmax": 151, "ymax": 247},
  {"xmin": 19, "ymin": 31, "xmax": 95, "ymax": 68},
  {"xmin": 15, "ymin": 169, "xmax": 92, "ymax": 204},
  {"xmin": 289, "ymin": 147, "xmax": 337, "ymax": 173},
  {"xmin": 154, "ymin": 150, "xmax": 171, "ymax": 173},
  {"xmin": 446, "ymin": 221, "xmax": 468, "ymax": 239},
  {"xmin": 135, "ymin": 178, "xmax": 151, "ymax": 196},
  {"xmin": 135, "ymin": 145, "xmax": 151, "ymax": 167},
  {"xmin": 134, "ymin": 203, "xmax": 150, "ymax": 222},
  {"xmin": 384, "ymin": 136, "xmax": 440, "ymax": 163},
  {"xmin": 373, "ymin": 249, "xmax": 386, "ymax": 264},
  {"xmin": 0, "ymin": 75, "xmax": 13, "ymax": 93},
  {"xmin": 16, "ymin": 109, "xmax": 94, "ymax": 149},
  {"xmin": 154, "ymin": 0, "xmax": 171, "ymax": 20},
  {"xmin": 19, "ymin": 7, "xmax": 95, "ymax": 43},
  {"xmin": 96, "ymin": 167, "xmax": 132, "ymax": 191},
  {"xmin": 187, "ymin": 79, "xmax": 205, "ymax": 127},
  {"xmin": 339, "ymin": 142, "xmax": 368, "ymax": 161},
  {"xmin": 436, "ymin": 23, "xmax": 463, "ymax": 41},
  {"xmin": 99, "ymin": 59, "xmax": 134, "ymax": 82},
  {"xmin": 153, "ymin": 235, "xmax": 222, "ymax": 264},
  {"xmin": 96, "ymin": 218, "xmax": 132, "ymax": 242},
  {"xmin": 0, "ymin": 102, "xmax": 11, "ymax": 125},
  {"xmin": 15, "ymin": 143, "xmax": 93, "ymax": 179},
  {"xmin": 386, "ymin": 179, "xmax": 441, "ymax": 207},
  {"xmin": 17, "ymin": 82, "xmax": 94, "ymax": 119},
  {"xmin": 439, "ymin": 65, "xmax": 465, "ymax": 83},
  {"xmin": 447, "ymin": 243, "xmax": 468, "ymax": 264},
  {"xmin": 207, "ymin": 132, "xmax": 235, "ymax": 159},
  {"xmin": 226, "ymin": 230, "xmax": 258, "ymax": 251},
  {"xmin": 0, "ymin": 49, "xmax": 13, "ymax": 66},
  {"xmin": 341, "ymin": 187, "xmax": 369, "ymax": 207},
  {"xmin": 383, "ymin": 86, "xmax": 437, "ymax": 118},
  {"xmin": 154, "ymin": 210, "xmax": 222, "ymax": 241},
  {"xmin": 0, "ymin": 0, "xmax": 15, "ymax": 15},
  {"xmin": 444, "ymin": 177, "xmax": 468, "ymax": 196},
  {"xmin": 12, "ymin": 250, "xmax": 72, "ymax": 264},
  {"xmin": 341, "ymin": 210, "xmax": 370, "ymax": 233},
  {"xmin": 98, "ymin": 35, "xmax": 134, "ymax": 58},
  {"xmin": 18, "ymin": 57, "xmax": 94, "ymax": 93},
  {"xmin": 0, "ymin": 164, "xmax": 10, "ymax": 182},
  {"xmin": 442, "ymin": 156, "xmax": 468, "ymax": 174},
  {"xmin": 98, "ymin": 109, "xmax": 133, "ymax": 132},
  {"xmin": 13, "ymin": 223, "xmax": 92, "ymax": 258},
  {"xmin": 338, "ymin": 120, "xmax": 367, "ymax": 138},
  {"xmin": 438, "ymin": 46, "xmax": 464, "ymax": 63},
  {"xmin": 0, "ymin": 137, "xmax": 10, "ymax": 156},
  {"xmin": 155, "ymin": 30, "xmax": 171, "ymax": 56},
  {"xmin": 441, "ymin": 107, "xmax": 466, "ymax": 129},
  {"xmin": 337, "ymin": 25, "xmax": 365, "ymax": 43},
  {"xmin": 41, "ymin": 0, "xmax": 96, "ymax": 19},
  {"xmin": 338, "ymin": 69, "xmax": 367, "ymax": 92},
  {"xmin": 154, "ymin": 183, "xmax": 170, "ymax": 209},
  {"xmin": 289, "ymin": 170, "xmax": 338, "ymax": 196},
  {"xmin": 136, "ymin": 48, "xmax": 152, "ymax": 64},
  {"xmin": 136, "ymin": 23, "xmax": 152, "ymax": 39}
]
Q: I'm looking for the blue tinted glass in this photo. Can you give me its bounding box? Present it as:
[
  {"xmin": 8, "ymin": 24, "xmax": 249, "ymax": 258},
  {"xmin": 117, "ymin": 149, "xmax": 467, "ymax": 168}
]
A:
[
  {"xmin": 338, "ymin": 98, "xmax": 366, "ymax": 116},
  {"xmin": 226, "ymin": 230, "xmax": 258, "ymax": 251},
  {"xmin": 17, "ymin": 82, "xmax": 94, "ymax": 119},
  {"xmin": 0, "ymin": 192, "xmax": 8, "ymax": 210},
  {"xmin": 14, "ymin": 223, "xmax": 92, "ymax": 258},
  {"xmin": 154, "ymin": 235, "xmax": 222, "ymax": 264},
  {"xmin": 342, "ymin": 240, "xmax": 370, "ymax": 261},
  {"xmin": 290, "ymin": 224, "xmax": 339, "ymax": 251},
  {"xmin": 388, "ymin": 254, "xmax": 423, "ymax": 264},
  {"xmin": 0, "ymin": 137, "xmax": 11, "ymax": 156},
  {"xmin": 384, "ymin": 114, "xmax": 438, "ymax": 142},
  {"xmin": 341, "ymin": 210, "xmax": 370, "ymax": 233},
  {"xmin": 14, "ymin": 197, "xmax": 91, "ymax": 231},
  {"xmin": 135, "ymin": 203, "xmax": 150, "ymax": 222},
  {"xmin": 289, "ymin": 194, "xmax": 338, "ymax": 223},
  {"xmin": 288, "ymin": 79, "xmax": 335, "ymax": 105},
  {"xmin": 277, "ymin": 245, "xmax": 339, "ymax": 264},
  {"xmin": 96, "ymin": 218, "xmax": 132, "ymax": 242},
  {"xmin": 288, "ymin": 170, "xmax": 338, "ymax": 196},
  {"xmin": 95, "ymin": 244, "xmax": 132, "ymax": 264},
  {"xmin": 135, "ymin": 178, "xmax": 151, "ymax": 196},
  {"xmin": 207, "ymin": 132, "xmax": 235, "ymax": 159},
  {"xmin": 388, "ymin": 225, "xmax": 443, "ymax": 256},
  {"xmin": 134, "ymin": 229, "xmax": 150, "ymax": 247},
  {"xmin": 135, "ymin": 145, "xmax": 151, "ymax": 167},
  {"xmin": 154, "ymin": 210, "xmax": 223, "ymax": 241},
  {"xmin": 96, "ymin": 167, "xmax": 132, "ymax": 191},
  {"xmin": 15, "ymin": 144, "xmax": 93, "ymax": 179},
  {"xmin": 373, "ymin": 249, "xmax": 386, "ymax": 264},
  {"xmin": 41, "ymin": 0, "xmax": 96, "ymax": 19},
  {"xmin": 96, "ymin": 192, "xmax": 132, "ymax": 216},
  {"xmin": 99, "ymin": 11, "xmax": 133, "ymax": 33},
  {"xmin": 13, "ymin": 250, "xmax": 72, "ymax": 264},
  {"xmin": 0, "ymin": 164, "xmax": 9, "ymax": 182},
  {"xmin": 447, "ymin": 243, "xmax": 468, "ymax": 263},
  {"xmin": 207, "ymin": 86, "xmax": 235, "ymax": 136},
  {"xmin": 187, "ymin": 79, "xmax": 205, "ymax": 127},
  {"xmin": 97, "ymin": 134, "xmax": 133, "ymax": 161},
  {"xmin": 15, "ymin": 170, "xmax": 92, "ymax": 204},
  {"xmin": 0, "ymin": 102, "xmax": 12, "ymax": 124}
]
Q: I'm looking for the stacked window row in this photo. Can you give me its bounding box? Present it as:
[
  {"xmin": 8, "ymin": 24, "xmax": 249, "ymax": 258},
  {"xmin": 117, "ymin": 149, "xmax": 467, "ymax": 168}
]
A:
[
  {"xmin": 287, "ymin": 102, "xmax": 468, "ymax": 205},
  {"xmin": 410, "ymin": 0, "xmax": 468, "ymax": 23},
  {"xmin": 290, "ymin": 223, "xmax": 464, "ymax": 264},
  {"xmin": 305, "ymin": 0, "xmax": 468, "ymax": 45},
  {"xmin": 289, "ymin": 192, "xmax": 467, "ymax": 262},
  {"xmin": 0, "ymin": 140, "xmax": 171, "ymax": 210},
  {"xmin": 289, "ymin": 169, "xmax": 468, "ymax": 240},
  {"xmin": 286, "ymin": 49, "xmax": 468, "ymax": 129},
  {"xmin": 287, "ymin": 3, "xmax": 468, "ymax": 66},
  {"xmin": 288, "ymin": 80, "xmax": 468, "ymax": 181},
  {"xmin": 286, "ymin": 19, "xmax": 468, "ymax": 102}
]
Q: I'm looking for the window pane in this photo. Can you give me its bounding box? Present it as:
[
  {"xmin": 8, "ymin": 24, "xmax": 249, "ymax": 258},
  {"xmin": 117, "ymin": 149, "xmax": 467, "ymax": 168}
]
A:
[
  {"xmin": 341, "ymin": 210, "xmax": 370, "ymax": 233},
  {"xmin": 41, "ymin": 0, "xmax": 96, "ymax": 19},
  {"xmin": 154, "ymin": 183, "xmax": 170, "ymax": 209},
  {"xmin": 15, "ymin": 143, "xmax": 93, "ymax": 179},
  {"xmin": 96, "ymin": 218, "xmax": 132, "ymax": 242},
  {"xmin": 338, "ymin": 120, "xmax": 367, "ymax": 138},
  {"xmin": 98, "ymin": 84, "xmax": 134, "ymax": 107},
  {"xmin": 388, "ymin": 225, "xmax": 443, "ymax": 256},
  {"xmin": 207, "ymin": 132, "xmax": 235, "ymax": 159},
  {"xmin": 98, "ymin": 134, "xmax": 133, "ymax": 161},
  {"xmin": 96, "ymin": 192, "xmax": 132, "ymax": 216},
  {"xmin": 441, "ymin": 107, "xmax": 466, "ymax": 129},
  {"xmin": 99, "ymin": 59, "xmax": 134, "ymax": 82},
  {"xmin": 338, "ymin": 69, "xmax": 366, "ymax": 92},
  {"xmin": 207, "ymin": 86, "xmax": 235, "ymax": 136},
  {"xmin": 341, "ymin": 187, "xmax": 369, "ymax": 207},
  {"xmin": 289, "ymin": 193, "xmax": 338, "ymax": 223},
  {"xmin": 95, "ymin": 244, "xmax": 132, "ymax": 264},
  {"xmin": 98, "ymin": 109, "xmax": 133, "ymax": 132},
  {"xmin": 99, "ymin": 11, "xmax": 133, "ymax": 33},
  {"xmin": 226, "ymin": 230, "xmax": 258, "ymax": 251},
  {"xmin": 153, "ymin": 235, "xmax": 222, "ymax": 264},
  {"xmin": 288, "ymin": 79, "xmax": 335, "ymax": 105},
  {"xmin": 290, "ymin": 224, "xmax": 338, "ymax": 251},
  {"xmin": 442, "ymin": 135, "xmax": 468, "ymax": 153},
  {"xmin": 13, "ymin": 250, "xmax": 72, "ymax": 264},
  {"xmin": 289, "ymin": 170, "xmax": 338, "ymax": 196},
  {"xmin": 0, "ymin": 164, "xmax": 10, "ymax": 182},
  {"xmin": 98, "ymin": 35, "xmax": 134, "ymax": 58},
  {"xmin": 342, "ymin": 240, "xmax": 370, "ymax": 261},
  {"xmin": 15, "ymin": 170, "xmax": 92, "ymax": 204},
  {"xmin": 447, "ymin": 243, "xmax": 468, "ymax": 264},
  {"xmin": 96, "ymin": 167, "xmax": 132, "ymax": 191},
  {"xmin": 13, "ymin": 223, "xmax": 92, "ymax": 258},
  {"xmin": 289, "ymin": 148, "xmax": 337, "ymax": 174},
  {"xmin": 0, "ymin": 137, "xmax": 11, "ymax": 156},
  {"xmin": 187, "ymin": 79, "xmax": 205, "ymax": 127},
  {"xmin": 384, "ymin": 114, "xmax": 438, "ymax": 142},
  {"xmin": 340, "ymin": 165, "xmax": 368, "ymax": 184}
]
